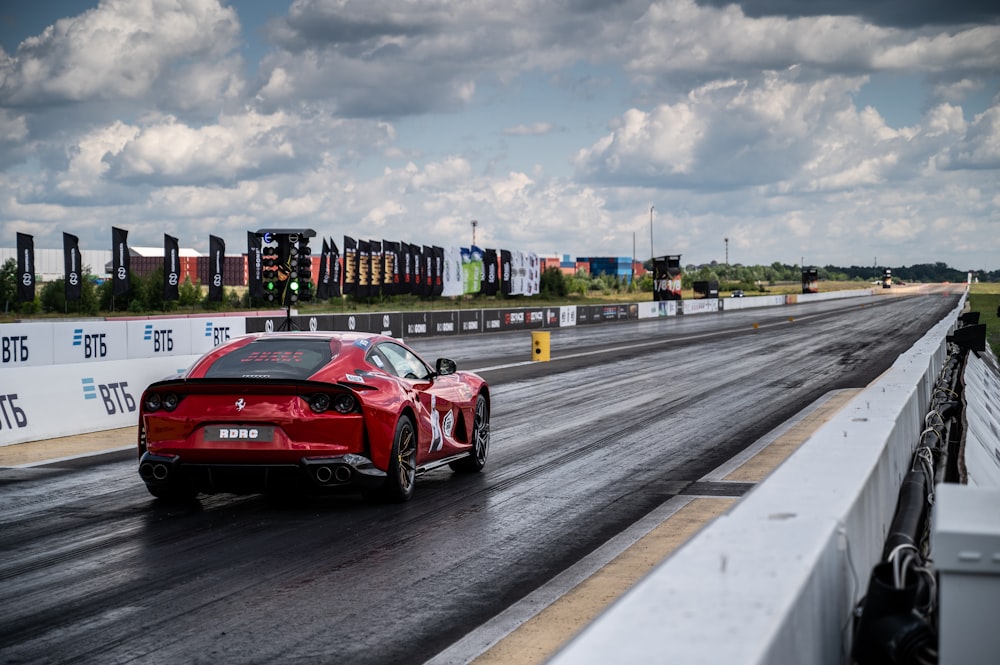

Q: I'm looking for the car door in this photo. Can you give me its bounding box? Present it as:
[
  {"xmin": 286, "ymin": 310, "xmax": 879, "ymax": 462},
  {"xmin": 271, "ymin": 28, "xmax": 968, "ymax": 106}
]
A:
[{"xmin": 373, "ymin": 342, "xmax": 469, "ymax": 462}]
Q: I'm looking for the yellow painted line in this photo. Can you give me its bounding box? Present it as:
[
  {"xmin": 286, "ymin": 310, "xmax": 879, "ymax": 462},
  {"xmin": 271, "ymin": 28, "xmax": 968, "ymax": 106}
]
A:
[{"xmin": 0, "ymin": 426, "xmax": 137, "ymax": 467}]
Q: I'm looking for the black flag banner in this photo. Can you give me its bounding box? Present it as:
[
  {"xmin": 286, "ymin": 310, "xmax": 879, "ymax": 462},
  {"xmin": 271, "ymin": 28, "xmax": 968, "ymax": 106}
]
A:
[
  {"xmin": 422, "ymin": 245, "xmax": 434, "ymax": 297},
  {"xmin": 209, "ymin": 235, "xmax": 225, "ymax": 302},
  {"xmin": 383, "ymin": 240, "xmax": 400, "ymax": 296},
  {"xmin": 369, "ymin": 240, "xmax": 382, "ymax": 298},
  {"xmin": 163, "ymin": 234, "xmax": 180, "ymax": 301},
  {"xmin": 112, "ymin": 227, "xmax": 131, "ymax": 296},
  {"xmin": 343, "ymin": 236, "xmax": 358, "ymax": 296},
  {"xmin": 329, "ymin": 237, "xmax": 341, "ymax": 298},
  {"xmin": 500, "ymin": 249, "xmax": 512, "ymax": 296},
  {"xmin": 247, "ymin": 231, "xmax": 263, "ymax": 299},
  {"xmin": 63, "ymin": 232, "xmax": 82, "ymax": 301},
  {"xmin": 401, "ymin": 242, "xmax": 413, "ymax": 295},
  {"xmin": 358, "ymin": 239, "xmax": 371, "ymax": 298},
  {"xmin": 16, "ymin": 232, "xmax": 34, "ymax": 303},
  {"xmin": 316, "ymin": 237, "xmax": 330, "ymax": 300},
  {"xmin": 482, "ymin": 248, "xmax": 499, "ymax": 296},
  {"xmin": 433, "ymin": 246, "xmax": 444, "ymax": 297}
]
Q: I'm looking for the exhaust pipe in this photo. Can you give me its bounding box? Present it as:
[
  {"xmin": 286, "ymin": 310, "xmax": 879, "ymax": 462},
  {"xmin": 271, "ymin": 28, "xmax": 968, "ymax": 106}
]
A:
[
  {"xmin": 140, "ymin": 462, "xmax": 154, "ymax": 480},
  {"xmin": 314, "ymin": 464, "xmax": 353, "ymax": 485},
  {"xmin": 153, "ymin": 464, "xmax": 169, "ymax": 481}
]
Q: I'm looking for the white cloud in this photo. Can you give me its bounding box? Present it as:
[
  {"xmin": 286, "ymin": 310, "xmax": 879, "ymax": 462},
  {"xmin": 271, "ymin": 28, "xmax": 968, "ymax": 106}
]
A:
[{"xmin": 0, "ymin": 0, "xmax": 243, "ymax": 106}]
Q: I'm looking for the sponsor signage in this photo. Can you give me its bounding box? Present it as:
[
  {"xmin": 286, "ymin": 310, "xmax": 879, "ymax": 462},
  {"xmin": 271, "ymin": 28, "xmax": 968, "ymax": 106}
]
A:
[
  {"xmin": 559, "ymin": 306, "xmax": 577, "ymax": 327},
  {"xmin": 0, "ymin": 323, "xmax": 55, "ymax": 368},
  {"xmin": 126, "ymin": 319, "xmax": 194, "ymax": 358},
  {"xmin": 52, "ymin": 321, "xmax": 128, "ymax": 364},
  {"xmin": 0, "ymin": 356, "xmax": 197, "ymax": 446},
  {"xmin": 192, "ymin": 317, "xmax": 247, "ymax": 353},
  {"xmin": 430, "ymin": 311, "xmax": 458, "ymax": 336},
  {"xmin": 403, "ymin": 312, "xmax": 430, "ymax": 337},
  {"xmin": 459, "ymin": 310, "xmax": 481, "ymax": 333}
]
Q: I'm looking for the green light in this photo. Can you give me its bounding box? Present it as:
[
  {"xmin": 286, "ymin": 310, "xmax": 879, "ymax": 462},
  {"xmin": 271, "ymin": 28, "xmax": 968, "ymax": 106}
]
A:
[{"xmin": 289, "ymin": 280, "xmax": 299, "ymax": 291}]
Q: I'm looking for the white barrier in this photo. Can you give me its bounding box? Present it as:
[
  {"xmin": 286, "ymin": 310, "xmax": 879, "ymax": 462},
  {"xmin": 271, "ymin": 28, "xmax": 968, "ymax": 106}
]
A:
[
  {"xmin": 549, "ymin": 294, "xmax": 966, "ymax": 665},
  {"xmin": 636, "ymin": 301, "xmax": 678, "ymax": 318},
  {"xmin": 721, "ymin": 294, "xmax": 786, "ymax": 310},
  {"xmin": 0, "ymin": 355, "xmax": 200, "ymax": 445},
  {"xmin": 0, "ymin": 315, "xmax": 246, "ymax": 446}
]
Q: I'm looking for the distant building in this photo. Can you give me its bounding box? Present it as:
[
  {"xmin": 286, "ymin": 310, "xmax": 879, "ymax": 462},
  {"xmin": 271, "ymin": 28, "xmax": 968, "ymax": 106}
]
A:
[
  {"xmin": 0, "ymin": 247, "xmax": 111, "ymax": 281},
  {"xmin": 577, "ymin": 256, "xmax": 635, "ymax": 284}
]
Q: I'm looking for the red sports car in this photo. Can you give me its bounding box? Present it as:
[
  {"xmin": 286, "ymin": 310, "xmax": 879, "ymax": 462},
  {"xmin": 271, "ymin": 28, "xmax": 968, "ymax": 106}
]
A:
[{"xmin": 137, "ymin": 332, "xmax": 490, "ymax": 502}]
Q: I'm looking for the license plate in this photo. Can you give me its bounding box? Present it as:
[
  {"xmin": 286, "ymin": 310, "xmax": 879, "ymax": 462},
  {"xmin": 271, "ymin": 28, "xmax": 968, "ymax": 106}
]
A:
[{"xmin": 204, "ymin": 425, "xmax": 274, "ymax": 442}]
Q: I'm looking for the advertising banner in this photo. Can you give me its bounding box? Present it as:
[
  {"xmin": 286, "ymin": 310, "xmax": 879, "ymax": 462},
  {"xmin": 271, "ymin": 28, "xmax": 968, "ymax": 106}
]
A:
[
  {"xmin": 482, "ymin": 248, "xmax": 499, "ymax": 296},
  {"xmin": 316, "ymin": 238, "xmax": 330, "ymax": 300},
  {"xmin": 51, "ymin": 321, "xmax": 129, "ymax": 365},
  {"xmin": 126, "ymin": 319, "xmax": 194, "ymax": 359},
  {"xmin": 369, "ymin": 240, "xmax": 382, "ymax": 297},
  {"xmin": 0, "ymin": 357, "xmax": 196, "ymax": 446},
  {"xmin": 189, "ymin": 317, "xmax": 247, "ymax": 354},
  {"xmin": 163, "ymin": 234, "xmax": 180, "ymax": 301},
  {"xmin": 343, "ymin": 236, "xmax": 358, "ymax": 296},
  {"xmin": 112, "ymin": 227, "xmax": 131, "ymax": 296},
  {"xmin": 500, "ymin": 250, "xmax": 512, "ymax": 296},
  {"xmin": 0, "ymin": 322, "xmax": 55, "ymax": 368},
  {"xmin": 208, "ymin": 235, "xmax": 225, "ymax": 302},
  {"xmin": 247, "ymin": 231, "xmax": 263, "ymax": 299},
  {"xmin": 328, "ymin": 238, "xmax": 341, "ymax": 298},
  {"xmin": 63, "ymin": 232, "xmax": 82, "ymax": 302},
  {"xmin": 382, "ymin": 240, "xmax": 398, "ymax": 296},
  {"xmin": 559, "ymin": 306, "xmax": 577, "ymax": 327},
  {"xmin": 357, "ymin": 239, "xmax": 371, "ymax": 298},
  {"xmin": 458, "ymin": 309, "xmax": 482, "ymax": 334},
  {"xmin": 430, "ymin": 311, "xmax": 458, "ymax": 336},
  {"xmin": 16, "ymin": 232, "xmax": 34, "ymax": 303},
  {"xmin": 404, "ymin": 312, "xmax": 430, "ymax": 338}
]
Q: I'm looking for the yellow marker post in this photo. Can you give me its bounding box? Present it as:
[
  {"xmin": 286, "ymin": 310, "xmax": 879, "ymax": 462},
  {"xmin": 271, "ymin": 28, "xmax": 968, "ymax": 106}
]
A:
[{"xmin": 531, "ymin": 331, "xmax": 550, "ymax": 362}]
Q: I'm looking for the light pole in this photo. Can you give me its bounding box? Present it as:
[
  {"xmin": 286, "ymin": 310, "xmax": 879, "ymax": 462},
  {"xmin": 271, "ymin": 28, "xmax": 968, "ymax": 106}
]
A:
[
  {"xmin": 471, "ymin": 220, "xmax": 478, "ymax": 246},
  {"xmin": 725, "ymin": 237, "xmax": 729, "ymax": 265},
  {"xmin": 649, "ymin": 206, "xmax": 654, "ymax": 261}
]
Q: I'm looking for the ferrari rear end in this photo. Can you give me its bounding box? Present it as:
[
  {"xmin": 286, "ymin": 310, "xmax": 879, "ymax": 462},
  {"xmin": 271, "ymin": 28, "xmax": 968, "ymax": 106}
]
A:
[{"xmin": 138, "ymin": 378, "xmax": 386, "ymax": 499}]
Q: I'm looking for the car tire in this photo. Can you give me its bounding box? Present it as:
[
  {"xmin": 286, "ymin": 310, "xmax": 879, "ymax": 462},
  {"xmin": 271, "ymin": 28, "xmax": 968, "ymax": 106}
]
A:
[
  {"xmin": 381, "ymin": 414, "xmax": 417, "ymax": 502},
  {"xmin": 451, "ymin": 394, "xmax": 489, "ymax": 473}
]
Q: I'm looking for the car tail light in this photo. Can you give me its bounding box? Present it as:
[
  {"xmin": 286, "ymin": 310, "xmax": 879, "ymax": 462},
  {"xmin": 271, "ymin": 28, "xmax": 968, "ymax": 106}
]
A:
[
  {"xmin": 309, "ymin": 393, "xmax": 331, "ymax": 413},
  {"xmin": 307, "ymin": 393, "xmax": 357, "ymax": 414},
  {"xmin": 144, "ymin": 392, "xmax": 180, "ymax": 412},
  {"xmin": 333, "ymin": 394, "xmax": 356, "ymax": 414}
]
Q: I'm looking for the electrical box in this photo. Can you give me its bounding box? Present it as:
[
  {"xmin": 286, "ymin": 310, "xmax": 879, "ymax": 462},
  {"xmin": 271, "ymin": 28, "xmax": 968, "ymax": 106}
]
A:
[{"xmin": 932, "ymin": 483, "xmax": 1000, "ymax": 665}]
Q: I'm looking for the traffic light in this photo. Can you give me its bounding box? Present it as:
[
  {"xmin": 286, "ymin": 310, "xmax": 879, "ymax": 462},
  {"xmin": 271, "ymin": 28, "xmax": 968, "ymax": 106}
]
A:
[
  {"xmin": 296, "ymin": 236, "xmax": 312, "ymax": 301},
  {"xmin": 285, "ymin": 234, "xmax": 300, "ymax": 305},
  {"xmin": 255, "ymin": 228, "xmax": 316, "ymax": 309},
  {"xmin": 261, "ymin": 233, "xmax": 280, "ymax": 303}
]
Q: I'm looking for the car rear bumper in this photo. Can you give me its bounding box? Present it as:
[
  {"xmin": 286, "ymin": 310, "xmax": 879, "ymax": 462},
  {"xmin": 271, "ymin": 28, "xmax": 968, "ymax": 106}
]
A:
[{"xmin": 139, "ymin": 451, "xmax": 386, "ymax": 495}]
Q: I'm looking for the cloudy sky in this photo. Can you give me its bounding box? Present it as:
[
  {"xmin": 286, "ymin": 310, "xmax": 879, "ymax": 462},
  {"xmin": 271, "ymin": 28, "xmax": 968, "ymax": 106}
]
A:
[{"xmin": 1, "ymin": 0, "xmax": 998, "ymax": 271}]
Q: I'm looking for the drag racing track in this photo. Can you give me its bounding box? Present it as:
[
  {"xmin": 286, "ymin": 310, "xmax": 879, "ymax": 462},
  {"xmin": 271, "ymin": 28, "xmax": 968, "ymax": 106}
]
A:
[{"xmin": 0, "ymin": 290, "xmax": 961, "ymax": 665}]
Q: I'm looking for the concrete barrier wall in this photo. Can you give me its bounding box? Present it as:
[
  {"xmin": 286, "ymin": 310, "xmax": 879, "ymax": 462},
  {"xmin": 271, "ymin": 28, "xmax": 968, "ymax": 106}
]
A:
[
  {"xmin": 548, "ymin": 293, "xmax": 966, "ymax": 665},
  {"xmin": 0, "ymin": 315, "xmax": 245, "ymax": 445}
]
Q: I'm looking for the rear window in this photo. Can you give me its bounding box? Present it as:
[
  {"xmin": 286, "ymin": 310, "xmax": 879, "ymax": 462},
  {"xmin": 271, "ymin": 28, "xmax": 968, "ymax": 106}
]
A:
[{"xmin": 204, "ymin": 338, "xmax": 338, "ymax": 380}]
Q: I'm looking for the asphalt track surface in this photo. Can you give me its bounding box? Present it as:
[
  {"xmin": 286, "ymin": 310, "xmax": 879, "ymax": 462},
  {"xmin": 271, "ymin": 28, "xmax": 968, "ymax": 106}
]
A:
[{"xmin": 0, "ymin": 289, "xmax": 961, "ymax": 665}]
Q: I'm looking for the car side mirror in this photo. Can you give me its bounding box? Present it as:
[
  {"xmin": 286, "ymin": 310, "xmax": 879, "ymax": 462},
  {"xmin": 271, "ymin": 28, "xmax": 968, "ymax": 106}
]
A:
[{"xmin": 435, "ymin": 358, "xmax": 457, "ymax": 376}]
